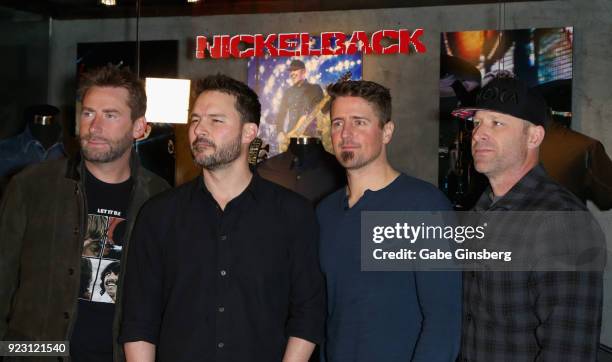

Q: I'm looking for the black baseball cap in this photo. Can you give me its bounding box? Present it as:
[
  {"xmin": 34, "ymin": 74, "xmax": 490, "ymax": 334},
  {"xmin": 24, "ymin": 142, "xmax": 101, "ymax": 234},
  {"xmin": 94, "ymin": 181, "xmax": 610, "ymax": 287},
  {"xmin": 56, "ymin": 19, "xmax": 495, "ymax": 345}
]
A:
[
  {"xmin": 288, "ymin": 59, "xmax": 306, "ymax": 71},
  {"xmin": 452, "ymin": 77, "xmax": 548, "ymax": 126}
]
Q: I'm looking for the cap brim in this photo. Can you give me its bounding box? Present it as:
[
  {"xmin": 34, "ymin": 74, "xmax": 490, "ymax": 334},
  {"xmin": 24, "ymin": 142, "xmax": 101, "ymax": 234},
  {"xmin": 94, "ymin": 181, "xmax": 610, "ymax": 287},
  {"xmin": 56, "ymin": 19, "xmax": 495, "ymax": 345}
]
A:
[
  {"xmin": 451, "ymin": 107, "xmax": 505, "ymax": 120},
  {"xmin": 451, "ymin": 107, "xmax": 479, "ymax": 120}
]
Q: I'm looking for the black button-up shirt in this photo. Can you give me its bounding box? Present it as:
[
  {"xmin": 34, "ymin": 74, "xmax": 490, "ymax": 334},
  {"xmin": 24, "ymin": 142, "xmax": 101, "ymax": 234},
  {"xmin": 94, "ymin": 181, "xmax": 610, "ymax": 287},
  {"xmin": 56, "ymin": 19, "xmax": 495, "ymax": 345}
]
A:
[
  {"xmin": 119, "ymin": 173, "xmax": 325, "ymax": 362},
  {"xmin": 257, "ymin": 146, "xmax": 345, "ymax": 205}
]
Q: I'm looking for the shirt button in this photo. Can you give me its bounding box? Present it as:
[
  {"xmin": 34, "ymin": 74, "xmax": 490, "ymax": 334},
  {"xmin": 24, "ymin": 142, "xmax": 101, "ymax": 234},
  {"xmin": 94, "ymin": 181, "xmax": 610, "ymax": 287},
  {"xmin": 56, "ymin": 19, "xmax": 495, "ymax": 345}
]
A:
[
  {"xmin": 220, "ymin": 235, "xmax": 227, "ymax": 241},
  {"xmin": 218, "ymin": 306, "xmax": 225, "ymax": 312},
  {"xmin": 466, "ymin": 313, "xmax": 472, "ymax": 322},
  {"xmin": 73, "ymin": 227, "xmax": 79, "ymax": 235},
  {"xmin": 220, "ymin": 270, "xmax": 227, "ymax": 276},
  {"xmin": 68, "ymin": 268, "xmax": 75, "ymax": 275},
  {"xmin": 217, "ymin": 342, "xmax": 224, "ymax": 348},
  {"xmin": 296, "ymin": 175, "xmax": 301, "ymax": 180},
  {"xmin": 63, "ymin": 312, "xmax": 70, "ymax": 319}
]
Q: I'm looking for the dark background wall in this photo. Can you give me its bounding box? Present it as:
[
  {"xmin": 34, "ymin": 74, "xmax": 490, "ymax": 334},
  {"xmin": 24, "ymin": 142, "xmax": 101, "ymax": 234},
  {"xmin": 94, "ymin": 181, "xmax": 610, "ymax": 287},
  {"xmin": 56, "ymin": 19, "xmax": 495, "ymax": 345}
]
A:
[{"xmin": 0, "ymin": 7, "xmax": 50, "ymax": 139}]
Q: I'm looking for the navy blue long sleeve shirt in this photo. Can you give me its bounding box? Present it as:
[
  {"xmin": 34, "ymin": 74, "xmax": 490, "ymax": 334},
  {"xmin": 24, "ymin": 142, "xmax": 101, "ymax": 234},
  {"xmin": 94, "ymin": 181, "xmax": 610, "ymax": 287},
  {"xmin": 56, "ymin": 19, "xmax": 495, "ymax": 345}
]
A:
[{"xmin": 317, "ymin": 173, "xmax": 462, "ymax": 362}]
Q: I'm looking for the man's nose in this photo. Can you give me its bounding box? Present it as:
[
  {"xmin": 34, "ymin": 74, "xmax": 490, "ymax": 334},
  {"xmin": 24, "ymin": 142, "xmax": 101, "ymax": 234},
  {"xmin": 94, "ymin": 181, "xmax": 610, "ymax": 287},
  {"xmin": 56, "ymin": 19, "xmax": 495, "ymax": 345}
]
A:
[
  {"xmin": 192, "ymin": 120, "xmax": 209, "ymax": 136},
  {"xmin": 340, "ymin": 123, "xmax": 353, "ymax": 139},
  {"xmin": 472, "ymin": 123, "xmax": 488, "ymax": 141},
  {"xmin": 89, "ymin": 114, "xmax": 103, "ymax": 134}
]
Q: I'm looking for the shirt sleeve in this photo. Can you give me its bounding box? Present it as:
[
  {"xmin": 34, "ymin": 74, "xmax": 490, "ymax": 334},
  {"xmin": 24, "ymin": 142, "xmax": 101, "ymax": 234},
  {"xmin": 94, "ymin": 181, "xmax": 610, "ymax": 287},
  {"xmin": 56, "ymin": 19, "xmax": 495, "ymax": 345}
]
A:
[
  {"xmin": 531, "ymin": 211, "xmax": 604, "ymax": 361},
  {"xmin": 0, "ymin": 178, "xmax": 27, "ymax": 340},
  {"xmin": 285, "ymin": 197, "xmax": 326, "ymax": 345},
  {"xmin": 533, "ymin": 270, "xmax": 602, "ymax": 361},
  {"xmin": 411, "ymin": 270, "xmax": 462, "ymax": 361},
  {"xmin": 307, "ymin": 85, "xmax": 324, "ymax": 111},
  {"xmin": 118, "ymin": 201, "xmax": 165, "ymax": 345},
  {"xmin": 412, "ymin": 185, "xmax": 462, "ymax": 361}
]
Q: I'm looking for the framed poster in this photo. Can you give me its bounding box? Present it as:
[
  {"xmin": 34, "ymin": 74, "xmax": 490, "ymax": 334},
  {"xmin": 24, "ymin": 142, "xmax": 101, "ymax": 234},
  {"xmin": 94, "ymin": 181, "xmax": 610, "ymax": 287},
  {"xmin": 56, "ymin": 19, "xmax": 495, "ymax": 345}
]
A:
[{"xmin": 248, "ymin": 48, "xmax": 362, "ymax": 156}]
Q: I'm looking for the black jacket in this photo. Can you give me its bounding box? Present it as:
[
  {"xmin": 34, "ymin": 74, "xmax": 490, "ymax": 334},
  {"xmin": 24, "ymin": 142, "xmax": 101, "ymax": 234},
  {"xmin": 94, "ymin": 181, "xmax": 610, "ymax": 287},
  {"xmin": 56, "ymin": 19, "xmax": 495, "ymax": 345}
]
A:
[{"xmin": 0, "ymin": 151, "xmax": 169, "ymax": 361}]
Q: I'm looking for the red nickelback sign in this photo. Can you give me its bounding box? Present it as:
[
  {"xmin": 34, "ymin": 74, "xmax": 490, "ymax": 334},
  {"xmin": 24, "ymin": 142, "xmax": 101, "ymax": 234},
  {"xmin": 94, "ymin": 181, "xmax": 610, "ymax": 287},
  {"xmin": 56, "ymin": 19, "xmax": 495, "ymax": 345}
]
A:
[{"xmin": 195, "ymin": 29, "xmax": 426, "ymax": 59}]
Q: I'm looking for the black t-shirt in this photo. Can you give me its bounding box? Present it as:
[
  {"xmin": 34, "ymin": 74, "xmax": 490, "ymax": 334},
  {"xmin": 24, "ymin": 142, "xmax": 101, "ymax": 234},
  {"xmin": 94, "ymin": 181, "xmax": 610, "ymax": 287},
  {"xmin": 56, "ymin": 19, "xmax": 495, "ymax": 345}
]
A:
[{"xmin": 70, "ymin": 168, "xmax": 132, "ymax": 362}]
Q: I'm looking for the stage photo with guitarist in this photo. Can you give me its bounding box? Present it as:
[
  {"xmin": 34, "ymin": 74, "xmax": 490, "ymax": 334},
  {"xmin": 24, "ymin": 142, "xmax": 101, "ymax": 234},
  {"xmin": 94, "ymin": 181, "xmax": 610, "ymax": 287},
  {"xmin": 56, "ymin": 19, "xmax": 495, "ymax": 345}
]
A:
[
  {"xmin": 275, "ymin": 59, "xmax": 324, "ymax": 147},
  {"xmin": 247, "ymin": 52, "xmax": 363, "ymax": 156}
]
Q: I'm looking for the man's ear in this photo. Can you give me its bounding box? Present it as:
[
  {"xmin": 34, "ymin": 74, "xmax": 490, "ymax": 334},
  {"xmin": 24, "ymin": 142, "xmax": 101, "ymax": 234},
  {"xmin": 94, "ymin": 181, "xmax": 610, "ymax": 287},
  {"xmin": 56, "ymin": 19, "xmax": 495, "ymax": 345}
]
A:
[
  {"xmin": 527, "ymin": 124, "xmax": 545, "ymax": 149},
  {"xmin": 242, "ymin": 122, "xmax": 258, "ymax": 144},
  {"xmin": 382, "ymin": 121, "xmax": 395, "ymax": 144},
  {"xmin": 132, "ymin": 117, "xmax": 147, "ymax": 140}
]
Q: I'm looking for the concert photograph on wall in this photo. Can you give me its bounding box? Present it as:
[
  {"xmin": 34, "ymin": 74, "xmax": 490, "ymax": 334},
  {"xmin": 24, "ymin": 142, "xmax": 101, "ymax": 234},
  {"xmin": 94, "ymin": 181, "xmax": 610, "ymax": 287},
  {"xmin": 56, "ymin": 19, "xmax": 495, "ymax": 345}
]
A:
[
  {"xmin": 247, "ymin": 44, "xmax": 363, "ymax": 156},
  {"xmin": 438, "ymin": 27, "xmax": 573, "ymax": 210}
]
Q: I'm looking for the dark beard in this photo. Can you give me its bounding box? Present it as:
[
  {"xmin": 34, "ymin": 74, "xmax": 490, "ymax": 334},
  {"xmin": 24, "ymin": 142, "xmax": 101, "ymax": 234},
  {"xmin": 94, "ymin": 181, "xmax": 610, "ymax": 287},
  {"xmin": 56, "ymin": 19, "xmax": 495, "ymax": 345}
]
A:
[
  {"xmin": 191, "ymin": 134, "xmax": 242, "ymax": 170},
  {"xmin": 80, "ymin": 133, "xmax": 133, "ymax": 163}
]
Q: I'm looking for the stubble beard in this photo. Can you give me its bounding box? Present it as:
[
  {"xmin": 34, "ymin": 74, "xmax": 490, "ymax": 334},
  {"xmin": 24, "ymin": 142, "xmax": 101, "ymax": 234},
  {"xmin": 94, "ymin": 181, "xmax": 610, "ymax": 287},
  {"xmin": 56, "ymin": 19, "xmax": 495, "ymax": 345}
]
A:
[
  {"xmin": 80, "ymin": 132, "xmax": 133, "ymax": 164},
  {"xmin": 473, "ymin": 136, "xmax": 528, "ymax": 178},
  {"xmin": 191, "ymin": 134, "xmax": 242, "ymax": 171}
]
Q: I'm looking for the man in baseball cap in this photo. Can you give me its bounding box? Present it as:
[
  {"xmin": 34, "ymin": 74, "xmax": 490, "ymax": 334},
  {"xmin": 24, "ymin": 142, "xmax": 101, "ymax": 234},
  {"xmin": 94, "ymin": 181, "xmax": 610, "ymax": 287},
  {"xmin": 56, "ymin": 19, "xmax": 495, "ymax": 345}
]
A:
[
  {"xmin": 289, "ymin": 59, "xmax": 306, "ymax": 70},
  {"xmin": 275, "ymin": 58, "xmax": 323, "ymax": 151},
  {"xmin": 452, "ymin": 76, "xmax": 548, "ymax": 185},
  {"xmin": 454, "ymin": 76, "xmax": 605, "ymax": 361}
]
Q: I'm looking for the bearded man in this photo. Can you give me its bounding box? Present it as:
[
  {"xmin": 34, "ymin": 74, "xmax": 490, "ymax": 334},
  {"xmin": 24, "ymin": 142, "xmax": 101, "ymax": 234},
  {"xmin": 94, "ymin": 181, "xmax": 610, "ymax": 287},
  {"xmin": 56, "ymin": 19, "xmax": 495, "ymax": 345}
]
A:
[
  {"xmin": 0, "ymin": 65, "xmax": 169, "ymax": 362},
  {"xmin": 120, "ymin": 74, "xmax": 325, "ymax": 362}
]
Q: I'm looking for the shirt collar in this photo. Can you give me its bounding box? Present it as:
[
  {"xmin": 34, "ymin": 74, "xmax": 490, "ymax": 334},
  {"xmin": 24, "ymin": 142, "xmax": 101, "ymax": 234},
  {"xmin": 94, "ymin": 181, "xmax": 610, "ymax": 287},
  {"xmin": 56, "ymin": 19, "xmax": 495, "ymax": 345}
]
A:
[
  {"xmin": 20, "ymin": 125, "xmax": 65, "ymax": 153},
  {"xmin": 197, "ymin": 171, "xmax": 260, "ymax": 204},
  {"xmin": 20, "ymin": 126, "xmax": 38, "ymax": 150},
  {"xmin": 339, "ymin": 173, "xmax": 405, "ymax": 211},
  {"xmin": 474, "ymin": 164, "xmax": 548, "ymax": 211}
]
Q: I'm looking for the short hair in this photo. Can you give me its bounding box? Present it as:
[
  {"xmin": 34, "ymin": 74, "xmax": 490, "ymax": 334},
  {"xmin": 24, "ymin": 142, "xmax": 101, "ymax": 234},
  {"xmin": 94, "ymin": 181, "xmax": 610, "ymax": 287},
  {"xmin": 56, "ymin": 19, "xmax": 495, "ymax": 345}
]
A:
[
  {"xmin": 99, "ymin": 261, "xmax": 120, "ymax": 295},
  {"xmin": 192, "ymin": 74, "xmax": 261, "ymax": 125},
  {"xmin": 77, "ymin": 65, "xmax": 146, "ymax": 121},
  {"xmin": 327, "ymin": 80, "xmax": 392, "ymax": 126}
]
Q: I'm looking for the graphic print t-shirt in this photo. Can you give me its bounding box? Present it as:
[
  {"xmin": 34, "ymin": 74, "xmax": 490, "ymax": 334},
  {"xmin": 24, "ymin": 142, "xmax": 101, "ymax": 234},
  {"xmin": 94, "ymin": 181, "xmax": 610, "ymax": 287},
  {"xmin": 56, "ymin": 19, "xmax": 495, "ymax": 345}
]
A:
[{"xmin": 70, "ymin": 169, "xmax": 132, "ymax": 362}]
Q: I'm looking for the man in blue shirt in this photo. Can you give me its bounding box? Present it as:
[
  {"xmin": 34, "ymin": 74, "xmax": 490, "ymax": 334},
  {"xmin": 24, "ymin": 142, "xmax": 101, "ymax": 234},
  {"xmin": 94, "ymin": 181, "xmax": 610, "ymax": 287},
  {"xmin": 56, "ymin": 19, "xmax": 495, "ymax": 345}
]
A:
[{"xmin": 317, "ymin": 80, "xmax": 461, "ymax": 361}]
